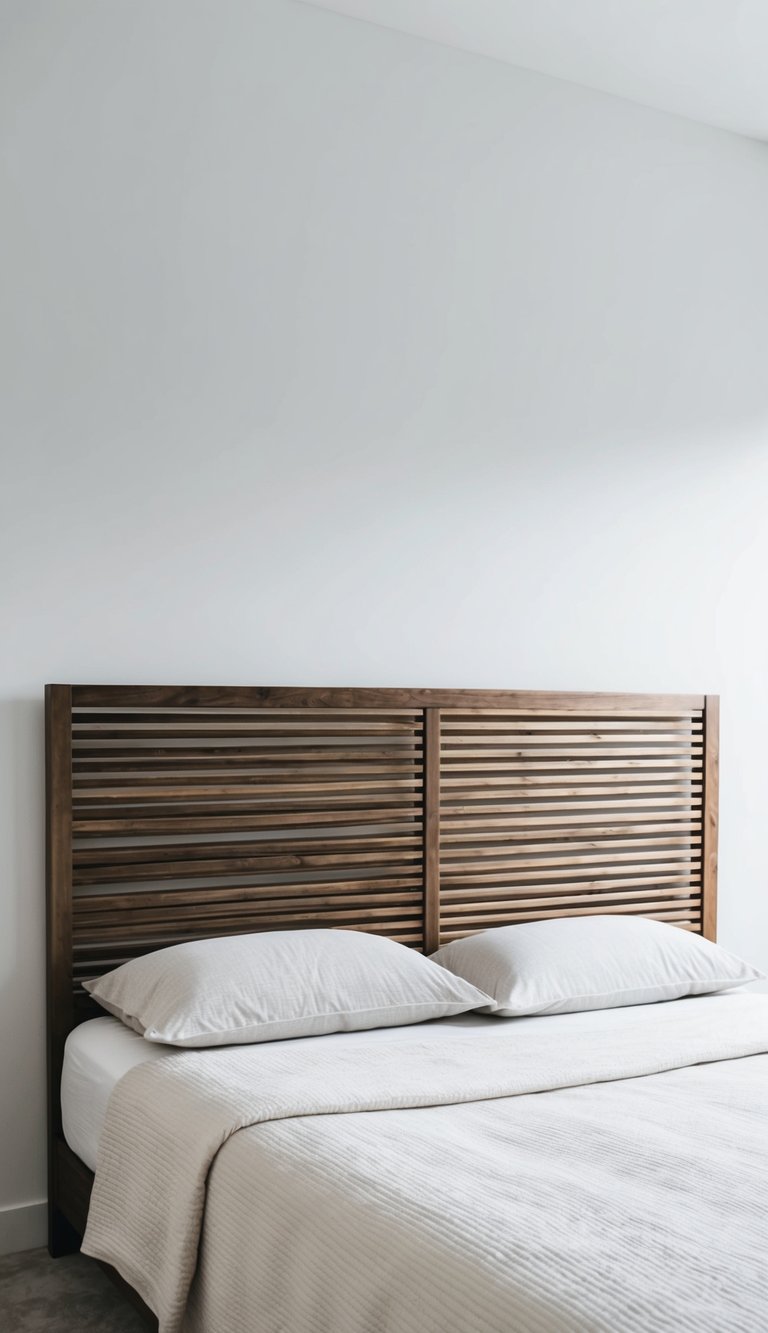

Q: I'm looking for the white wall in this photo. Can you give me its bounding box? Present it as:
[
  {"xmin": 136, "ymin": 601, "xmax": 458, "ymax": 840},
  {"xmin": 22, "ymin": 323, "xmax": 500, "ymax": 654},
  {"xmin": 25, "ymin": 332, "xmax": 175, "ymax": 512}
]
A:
[{"xmin": 2, "ymin": 0, "xmax": 768, "ymax": 1251}]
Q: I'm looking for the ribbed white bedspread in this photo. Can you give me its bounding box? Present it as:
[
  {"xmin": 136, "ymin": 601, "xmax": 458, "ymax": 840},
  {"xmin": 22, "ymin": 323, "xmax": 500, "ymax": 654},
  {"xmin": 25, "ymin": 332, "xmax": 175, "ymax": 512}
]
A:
[{"xmin": 83, "ymin": 995, "xmax": 768, "ymax": 1333}]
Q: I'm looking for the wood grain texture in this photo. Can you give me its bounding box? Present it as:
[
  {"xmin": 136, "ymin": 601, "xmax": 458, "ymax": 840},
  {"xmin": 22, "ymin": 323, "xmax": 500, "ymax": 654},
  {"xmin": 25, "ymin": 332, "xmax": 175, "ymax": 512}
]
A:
[
  {"xmin": 439, "ymin": 705, "xmax": 705, "ymax": 939},
  {"xmin": 69, "ymin": 684, "xmax": 705, "ymax": 711},
  {"xmin": 64, "ymin": 704, "xmax": 427, "ymax": 995},
  {"xmin": 423, "ymin": 709, "xmax": 441, "ymax": 953},
  {"xmin": 46, "ymin": 683, "xmax": 718, "ymax": 1270},
  {"xmin": 701, "ymin": 694, "xmax": 720, "ymax": 941},
  {"xmin": 46, "ymin": 685, "xmax": 74, "ymax": 1256}
]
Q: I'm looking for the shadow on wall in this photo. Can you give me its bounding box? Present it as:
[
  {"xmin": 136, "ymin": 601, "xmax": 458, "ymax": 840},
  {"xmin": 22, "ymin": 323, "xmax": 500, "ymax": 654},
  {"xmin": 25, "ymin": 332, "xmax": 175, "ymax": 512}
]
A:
[{"xmin": 0, "ymin": 698, "xmax": 47, "ymax": 1208}]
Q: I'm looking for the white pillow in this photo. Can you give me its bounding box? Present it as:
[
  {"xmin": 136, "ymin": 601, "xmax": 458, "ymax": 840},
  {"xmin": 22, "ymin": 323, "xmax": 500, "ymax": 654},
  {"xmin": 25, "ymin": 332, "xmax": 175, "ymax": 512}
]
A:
[
  {"xmin": 84, "ymin": 928, "xmax": 491, "ymax": 1047},
  {"xmin": 431, "ymin": 916, "xmax": 764, "ymax": 1017}
]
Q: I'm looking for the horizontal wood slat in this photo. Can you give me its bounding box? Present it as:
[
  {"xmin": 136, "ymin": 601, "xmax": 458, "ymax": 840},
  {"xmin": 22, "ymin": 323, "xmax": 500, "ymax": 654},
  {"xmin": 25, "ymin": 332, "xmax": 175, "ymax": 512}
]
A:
[
  {"xmin": 442, "ymin": 797, "xmax": 702, "ymax": 814},
  {"xmin": 444, "ymin": 727, "xmax": 702, "ymax": 735},
  {"xmin": 74, "ymin": 832, "xmax": 422, "ymax": 865},
  {"xmin": 73, "ymin": 751, "xmax": 422, "ymax": 766},
  {"xmin": 439, "ymin": 870, "xmax": 700, "ymax": 890},
  {"xmin": 74, "ymin": 903, "xmax": 425, "ymax": 944},
  {"xmin": 72, "ymin": 809, "xmax": 421, "ymax": 836},
  {"xmin": 74, "ymin": 881, "xmax": 423, "ymax": 914},
  {"xmin": 69, "ymin": 686, "xmax": 705, "ymax": 710},
  {"xmin": 439, "ymin": 906, "xmax": 702, "ymax": 940},
  {"xmin": 441, "ymin": 850, "xmax": 699, "ymax": 873},
  {"xmin": 441, "ymin": 830, "xmax": 701, "ymax": 848}
]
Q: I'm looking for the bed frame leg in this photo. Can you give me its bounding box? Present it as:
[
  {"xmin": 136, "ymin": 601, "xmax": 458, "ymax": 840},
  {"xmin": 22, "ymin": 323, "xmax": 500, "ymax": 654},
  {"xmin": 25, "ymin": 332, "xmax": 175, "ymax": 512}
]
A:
[{"xmin": 48, "ymin": 1205, "xmax": 81, "ymax": 1258}]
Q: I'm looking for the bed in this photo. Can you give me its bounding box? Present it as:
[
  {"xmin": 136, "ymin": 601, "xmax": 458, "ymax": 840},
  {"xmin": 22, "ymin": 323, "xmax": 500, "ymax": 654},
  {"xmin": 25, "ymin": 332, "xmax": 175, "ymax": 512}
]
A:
[{"xmin": 47, "ymin": 683, "xmax": 768, "ymax": 1333}]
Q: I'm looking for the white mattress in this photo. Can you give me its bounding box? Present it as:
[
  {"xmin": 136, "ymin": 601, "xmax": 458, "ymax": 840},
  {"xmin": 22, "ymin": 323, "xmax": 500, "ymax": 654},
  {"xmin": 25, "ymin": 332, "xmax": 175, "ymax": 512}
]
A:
[
  {"xmin": 62, "ymin": 1017, "xmax": 175, "ymax": 1170},
  {"xmin": 61, "ymin": 996, "xmax": 747, "ymax": 1173}
]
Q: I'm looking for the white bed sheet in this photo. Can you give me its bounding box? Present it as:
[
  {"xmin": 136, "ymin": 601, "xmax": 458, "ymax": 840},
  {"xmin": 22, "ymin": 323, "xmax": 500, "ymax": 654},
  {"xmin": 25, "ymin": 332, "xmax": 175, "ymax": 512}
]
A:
[
  {"xmin": 61, "ymin": 994, "xmax": 748, "ymax": 1173},
  {"xmin": 61, "ymin": 1017, "xmax": 174, "ymax": 1170}
]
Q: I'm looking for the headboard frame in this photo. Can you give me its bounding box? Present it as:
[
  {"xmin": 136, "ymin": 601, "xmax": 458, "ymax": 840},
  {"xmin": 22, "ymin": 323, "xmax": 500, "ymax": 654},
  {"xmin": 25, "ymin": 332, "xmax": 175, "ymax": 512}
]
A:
[{"xmin": 46, "ymin": 682, "xmax": 718, "ymax": 1228}]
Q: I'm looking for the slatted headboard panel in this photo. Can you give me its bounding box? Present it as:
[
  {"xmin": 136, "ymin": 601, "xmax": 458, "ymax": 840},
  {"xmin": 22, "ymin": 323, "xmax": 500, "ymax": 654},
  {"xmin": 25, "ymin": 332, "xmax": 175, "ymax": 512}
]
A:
[
  {"xmin": 47, "ymin": 683, "xmax": 718, "ymax": 994},
  {"xmin": 69, "ymin": 701, "xmax": 426, "ymax": 991},
  {"xmin": 438, "ymin": 702, "xmax": 716, "ymax": 943},
  {"xmin": 46, "ymin": 685, "xmax": 718, "ymax": 1162}
]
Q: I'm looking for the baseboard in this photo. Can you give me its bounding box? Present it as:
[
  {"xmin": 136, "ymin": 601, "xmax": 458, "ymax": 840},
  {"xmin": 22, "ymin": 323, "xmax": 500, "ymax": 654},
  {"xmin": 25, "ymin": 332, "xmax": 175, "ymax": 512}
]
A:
[{"xmin": 0, "ymin": 1200, "xmax": 47, "ymax": 1256}]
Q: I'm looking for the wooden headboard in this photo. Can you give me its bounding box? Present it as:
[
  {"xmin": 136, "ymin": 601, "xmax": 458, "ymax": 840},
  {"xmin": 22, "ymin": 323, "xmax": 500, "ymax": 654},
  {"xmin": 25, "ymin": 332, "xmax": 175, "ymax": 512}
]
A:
[
  {"xmin": 46, "ymin": 684, "xmax": 718, "ymax": 1243},
  {"xmin": 47, "ymin": 681, "xmax": 718, "ymax": 1035}
]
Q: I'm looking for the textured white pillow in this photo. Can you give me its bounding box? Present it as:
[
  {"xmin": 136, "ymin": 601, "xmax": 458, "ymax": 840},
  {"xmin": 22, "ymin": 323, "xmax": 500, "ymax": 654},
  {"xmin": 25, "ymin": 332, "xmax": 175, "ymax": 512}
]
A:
[
  {"xmin": 84, "ymin": 928, "xmax": 491, "ymax": 1046},
  {"xmin": 432, "ymin": 916, "xmax": 764, "ymax": 1017}
]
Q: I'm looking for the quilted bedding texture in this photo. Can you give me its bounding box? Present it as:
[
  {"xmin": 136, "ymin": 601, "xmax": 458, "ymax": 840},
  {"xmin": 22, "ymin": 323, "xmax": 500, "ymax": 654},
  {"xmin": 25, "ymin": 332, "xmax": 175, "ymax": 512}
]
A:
[{"xmin": 83, "ymin": 994, "xmax": 768, "ymax": 1333}]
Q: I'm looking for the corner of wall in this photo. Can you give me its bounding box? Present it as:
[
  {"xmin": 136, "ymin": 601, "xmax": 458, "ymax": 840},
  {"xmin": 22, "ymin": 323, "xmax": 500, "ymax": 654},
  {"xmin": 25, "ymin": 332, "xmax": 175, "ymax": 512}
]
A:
[{"xmin": 0, "ymin": 1201, "xmax": 47, "ymax": 1257}]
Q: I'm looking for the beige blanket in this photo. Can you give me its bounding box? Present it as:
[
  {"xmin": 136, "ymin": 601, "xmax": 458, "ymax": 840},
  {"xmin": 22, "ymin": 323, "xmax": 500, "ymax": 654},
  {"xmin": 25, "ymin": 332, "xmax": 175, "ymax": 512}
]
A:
[{"xmin": 83, "ymin": 995, "xmax": 768, "ymax": 1333}]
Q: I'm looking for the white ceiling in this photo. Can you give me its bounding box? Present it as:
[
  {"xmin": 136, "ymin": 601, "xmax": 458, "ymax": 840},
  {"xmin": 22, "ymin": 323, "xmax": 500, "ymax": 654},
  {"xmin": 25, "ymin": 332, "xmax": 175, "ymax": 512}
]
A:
[{"xmin": 300, "ymin": 0, "xmax": 768, "ymax": 142}]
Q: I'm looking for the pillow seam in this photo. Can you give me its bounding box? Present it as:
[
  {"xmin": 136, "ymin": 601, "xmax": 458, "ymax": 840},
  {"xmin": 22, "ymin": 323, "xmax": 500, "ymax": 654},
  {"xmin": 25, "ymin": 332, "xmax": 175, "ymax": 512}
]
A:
[
  {"xmin": 96, "ymin": 995, "xmax": 488, "ymax": 1044},
  {"xmin": 491, "ymin": 972, "xmax": 760, "ymax": 1009}
]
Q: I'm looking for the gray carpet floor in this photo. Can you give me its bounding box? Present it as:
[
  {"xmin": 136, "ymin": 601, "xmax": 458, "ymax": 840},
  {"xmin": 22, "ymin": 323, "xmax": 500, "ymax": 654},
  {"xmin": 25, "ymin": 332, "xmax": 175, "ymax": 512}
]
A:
[{"xmin": 0, "ymin": 1248, "xmax": 148, "ymax": 1332}]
